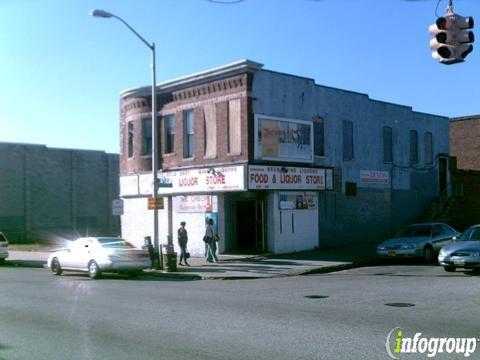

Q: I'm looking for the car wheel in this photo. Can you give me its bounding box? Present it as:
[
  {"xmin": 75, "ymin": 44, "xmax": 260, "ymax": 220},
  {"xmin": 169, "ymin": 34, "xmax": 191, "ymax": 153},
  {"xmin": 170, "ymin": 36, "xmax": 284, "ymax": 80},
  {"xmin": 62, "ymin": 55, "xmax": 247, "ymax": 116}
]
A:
[
  {"xmin": 88, "ymin": 260, "xmax": 101, "ymax": 279},
  {"xmin": 51, "ymin": 258, "xmax": 62, "ymax": 275},
  {"xmin": 443, "ymin": 265, "xmax": 456, "ymax": 272},
  {"xmin": 423, "ymin": 246, "xmax": 435, "ymax": 263}
]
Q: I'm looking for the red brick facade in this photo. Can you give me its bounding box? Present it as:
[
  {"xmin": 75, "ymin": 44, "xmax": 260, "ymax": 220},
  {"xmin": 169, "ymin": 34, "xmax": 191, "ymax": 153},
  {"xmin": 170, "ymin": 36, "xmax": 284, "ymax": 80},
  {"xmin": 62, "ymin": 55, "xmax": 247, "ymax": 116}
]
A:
[
  {"xmin": 450, "ymin": 115, "xmax": 480, "ymax": 171},
  {"xmin": 119, "ymin": 73, "xmax": 251, "ymax": 175}
]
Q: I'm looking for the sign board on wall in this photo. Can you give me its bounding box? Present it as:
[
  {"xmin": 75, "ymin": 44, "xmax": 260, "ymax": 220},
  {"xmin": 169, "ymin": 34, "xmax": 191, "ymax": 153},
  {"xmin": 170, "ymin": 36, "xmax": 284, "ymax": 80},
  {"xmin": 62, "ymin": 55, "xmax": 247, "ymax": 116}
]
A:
[
  {"xmin": 177, "ymin": 195, "xmax": 218, "ymax": 213},
  {"xmin": 254, "ymin": 114, "xmax": 313, "ymax": 163},
  {"xmin": 248, "ymin": 165, "xmax": 333, "ymax": 191},
  {"xmin": 120, "ymin": 165, "xmax": 246, "ymax": 196},
  {"xmin": 360, "ymin": 170, "xmax": 389, "ymax": 185},
  {"xmin": 279, "ymin": 192, "xmax": 317, "ymax": 210},
  {"xmin": 112, "ymin": 199, "xmax": 124, "ymax": 215}
]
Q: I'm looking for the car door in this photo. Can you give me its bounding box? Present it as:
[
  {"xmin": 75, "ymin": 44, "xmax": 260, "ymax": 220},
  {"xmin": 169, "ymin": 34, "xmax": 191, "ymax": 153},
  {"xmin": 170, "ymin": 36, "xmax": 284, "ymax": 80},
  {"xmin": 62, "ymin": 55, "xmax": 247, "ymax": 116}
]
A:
[{"xmin": 431, "ymin": 224, "xmax": 455, "ymax": 251}]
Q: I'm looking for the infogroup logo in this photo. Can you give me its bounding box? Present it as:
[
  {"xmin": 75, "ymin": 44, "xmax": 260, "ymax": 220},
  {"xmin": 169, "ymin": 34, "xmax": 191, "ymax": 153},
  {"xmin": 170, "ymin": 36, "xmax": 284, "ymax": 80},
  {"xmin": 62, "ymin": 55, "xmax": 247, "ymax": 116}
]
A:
[{"xmin": 386, "ymin": 327, "xmax": 478, "ymax": 359}]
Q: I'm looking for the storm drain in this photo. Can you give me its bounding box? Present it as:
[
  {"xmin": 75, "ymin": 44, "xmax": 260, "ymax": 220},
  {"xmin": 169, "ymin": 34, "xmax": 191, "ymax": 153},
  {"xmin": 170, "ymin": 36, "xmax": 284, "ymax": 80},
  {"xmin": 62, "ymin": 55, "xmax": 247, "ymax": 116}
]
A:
[
  {"xmin": 384, "ymin": 302, "xmax": 415, "ymax": 307},
  {"xmin": 304, "ymin": 295, "xmax": 330, "ymax": 299}
]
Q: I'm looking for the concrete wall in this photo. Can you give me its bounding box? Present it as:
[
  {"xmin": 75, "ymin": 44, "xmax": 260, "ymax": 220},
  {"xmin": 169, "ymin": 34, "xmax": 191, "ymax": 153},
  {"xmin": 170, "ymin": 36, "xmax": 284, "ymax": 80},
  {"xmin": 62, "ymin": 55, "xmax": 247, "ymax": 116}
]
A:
[
  {"xmin": 0, "ymin": 142, "xmax": 119, "ymax": 243},
  {"xmin": 253, "ymin": 70, "xmax": 450, "ymax": 246}
]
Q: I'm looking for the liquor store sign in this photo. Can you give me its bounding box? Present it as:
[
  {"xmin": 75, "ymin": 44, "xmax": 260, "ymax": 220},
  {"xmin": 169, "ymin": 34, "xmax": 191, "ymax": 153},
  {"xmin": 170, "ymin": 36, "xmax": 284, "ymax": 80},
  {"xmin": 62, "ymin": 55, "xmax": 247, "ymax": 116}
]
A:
[
  {"xmin": 248, "ymin": 165, "xmax": 333, "ymax": 190},
  {"xmin": 120, "ymin": 165, "xmax": 246, "ymax": 196}
]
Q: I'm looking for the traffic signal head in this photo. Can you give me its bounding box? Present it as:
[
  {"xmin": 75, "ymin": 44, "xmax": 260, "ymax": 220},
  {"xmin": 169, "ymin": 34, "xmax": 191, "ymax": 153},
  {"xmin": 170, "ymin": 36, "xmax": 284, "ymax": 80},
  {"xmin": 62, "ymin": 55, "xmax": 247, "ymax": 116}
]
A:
[{"xmin": 429, "ymin": 13, "xmax": 474, "ymax": 64}]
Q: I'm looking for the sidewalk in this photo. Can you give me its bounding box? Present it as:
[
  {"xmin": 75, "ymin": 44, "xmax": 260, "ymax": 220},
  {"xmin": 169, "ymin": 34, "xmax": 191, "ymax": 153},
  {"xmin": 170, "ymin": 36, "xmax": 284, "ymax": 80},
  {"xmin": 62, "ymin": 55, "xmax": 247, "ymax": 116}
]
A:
[{"xmin": 5, "ymin": 243, "xmax": 379, "ymax": 280}]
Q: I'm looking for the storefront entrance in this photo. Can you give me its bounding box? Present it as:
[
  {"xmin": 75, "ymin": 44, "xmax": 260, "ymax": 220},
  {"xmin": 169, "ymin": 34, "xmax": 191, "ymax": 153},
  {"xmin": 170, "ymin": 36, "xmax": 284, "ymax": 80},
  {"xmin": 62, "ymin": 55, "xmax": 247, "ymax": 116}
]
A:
[{"xmin": 235, "ymin": 200, "xmax": 265, "ymax": 253}]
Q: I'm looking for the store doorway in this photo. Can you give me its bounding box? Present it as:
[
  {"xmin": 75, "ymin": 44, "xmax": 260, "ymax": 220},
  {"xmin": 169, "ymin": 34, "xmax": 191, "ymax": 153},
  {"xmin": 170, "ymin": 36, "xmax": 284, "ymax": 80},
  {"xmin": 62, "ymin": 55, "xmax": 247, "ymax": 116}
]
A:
[
  {"xmin": 235, "ymin": 200, "xmax": 264, "ymax": 253},
  {"xmin": 438, "ymin": 156, "xmax": 448, "ymax": 194}
]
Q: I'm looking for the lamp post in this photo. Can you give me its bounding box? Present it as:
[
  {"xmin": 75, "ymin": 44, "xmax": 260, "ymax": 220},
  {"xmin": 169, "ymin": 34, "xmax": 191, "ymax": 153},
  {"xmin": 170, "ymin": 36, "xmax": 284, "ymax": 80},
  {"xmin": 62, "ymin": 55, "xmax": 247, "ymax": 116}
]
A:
[{"xmin": 91, "ymin": 9, "xmax": 162, "ymax": 269}]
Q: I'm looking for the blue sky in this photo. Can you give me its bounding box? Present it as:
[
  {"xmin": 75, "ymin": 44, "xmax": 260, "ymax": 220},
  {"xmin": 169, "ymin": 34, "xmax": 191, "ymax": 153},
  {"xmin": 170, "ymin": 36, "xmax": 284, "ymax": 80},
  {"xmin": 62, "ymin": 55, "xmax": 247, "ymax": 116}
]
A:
[{"xmin": 0, "ymin": 0, "xmax": 478, "ymax": 153}]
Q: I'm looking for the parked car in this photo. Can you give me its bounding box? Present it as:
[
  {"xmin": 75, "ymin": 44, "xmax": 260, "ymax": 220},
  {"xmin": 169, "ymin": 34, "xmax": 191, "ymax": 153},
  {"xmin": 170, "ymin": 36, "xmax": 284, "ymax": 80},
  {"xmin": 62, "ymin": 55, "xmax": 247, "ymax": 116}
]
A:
[
  {"xmin": 438, "ymin": 224, "xmax": 480, "ymax": 272},
  {"xmin": 376, "ymin": 222, "xmax": 460, "ymax": 263},
  {"xmin": 47, "ymin": 237, "xmax": 150, "ymax": 279},
  {"xmin": 0, "ymin": 232, "xmax": 8, "ymax": 264}
]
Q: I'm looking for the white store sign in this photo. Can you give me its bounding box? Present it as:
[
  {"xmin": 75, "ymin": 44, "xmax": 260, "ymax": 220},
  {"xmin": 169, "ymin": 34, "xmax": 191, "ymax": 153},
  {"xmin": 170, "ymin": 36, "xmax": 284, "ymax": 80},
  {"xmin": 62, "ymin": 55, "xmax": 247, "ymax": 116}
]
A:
[
  {"xmin": 360, "ymin": 170, "xmax": 389, "ymax": 184},
  {"xmin": 120, "ymin": 165, "xmax": 246, "ymax": 196},
  {"xmin": 248, "ymin": 165, "xmax": 329, "ymax": 190}
]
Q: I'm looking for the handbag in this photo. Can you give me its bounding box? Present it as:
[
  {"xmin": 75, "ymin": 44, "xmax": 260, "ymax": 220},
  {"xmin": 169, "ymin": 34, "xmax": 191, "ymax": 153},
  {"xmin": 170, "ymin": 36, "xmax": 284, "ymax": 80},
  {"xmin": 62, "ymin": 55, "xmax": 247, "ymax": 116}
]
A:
[
  {"xmin": 203, "ymin": 235, "xmax": 209, "ymax": 243},
  {"xmin": 185, "ymin": 252, "xmax": 190, "ymax": 259}
]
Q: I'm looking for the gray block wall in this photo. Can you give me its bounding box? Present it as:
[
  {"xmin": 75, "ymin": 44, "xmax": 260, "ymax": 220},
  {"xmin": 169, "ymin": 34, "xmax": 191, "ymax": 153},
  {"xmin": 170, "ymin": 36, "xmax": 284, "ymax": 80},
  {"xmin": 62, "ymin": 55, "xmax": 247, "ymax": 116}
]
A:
[{"xmin": 0, "ymin": 142, "xmax": 119, "ymax": 243}]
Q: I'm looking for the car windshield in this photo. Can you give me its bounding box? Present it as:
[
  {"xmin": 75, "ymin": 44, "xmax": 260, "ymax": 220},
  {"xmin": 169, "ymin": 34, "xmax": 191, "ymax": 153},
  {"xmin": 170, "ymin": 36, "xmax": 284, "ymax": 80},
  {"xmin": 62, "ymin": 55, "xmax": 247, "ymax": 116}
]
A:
[
  {"xmin": 395, "ymin": 225, "xmax": 432, "ymax": 238},
  {"xmin": 97, "ymin": 238, "xmax": 135, "ymax": 249}
]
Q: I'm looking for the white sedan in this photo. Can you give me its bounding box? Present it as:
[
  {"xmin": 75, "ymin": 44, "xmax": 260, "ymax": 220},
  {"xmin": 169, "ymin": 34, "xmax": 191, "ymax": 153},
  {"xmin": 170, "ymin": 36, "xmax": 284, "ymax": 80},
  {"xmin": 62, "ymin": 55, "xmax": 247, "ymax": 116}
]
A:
[{"xmin": 47, "ymin": 237, "xmax": 150, "ymax": 279}]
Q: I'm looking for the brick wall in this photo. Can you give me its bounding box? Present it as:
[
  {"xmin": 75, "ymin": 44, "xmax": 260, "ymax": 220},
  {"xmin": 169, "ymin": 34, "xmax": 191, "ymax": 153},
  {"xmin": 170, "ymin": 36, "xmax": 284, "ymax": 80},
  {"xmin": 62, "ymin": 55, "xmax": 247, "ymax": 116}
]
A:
[{"xmin": 450, "ymin": 116, "xmax": 480, "ymax": 171}]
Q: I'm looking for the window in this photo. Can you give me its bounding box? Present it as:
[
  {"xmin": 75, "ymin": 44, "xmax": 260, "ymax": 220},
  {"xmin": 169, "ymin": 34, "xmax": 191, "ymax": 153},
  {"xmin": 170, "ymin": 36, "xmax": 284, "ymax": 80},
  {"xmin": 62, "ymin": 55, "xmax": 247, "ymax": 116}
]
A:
[
  {"xmin": 425, "ymin": 132, "xmax": 433, "ymax": 165},
  {"xmin": 383, "ymin": 126, "xmax": 393, "ymax": 163},
  {"xmin": 313, "ymin": 116, "xmax": 325, "ymax": 157},
  {"xmin": 204, "ymin": 104, "xmax": 217, "ymax": 158},
  {"xmin": 343, "ymin": 120, "xmax": 354, "ymax": 160},
  {"xmin": 183, "ymin": 110, "xmax": 195, "ymax": 158},
  {"xmin": 127, "ymin": 121, "xmax": 134, "ymax": 158},
  {"xmin": 409, "ymin": 130, "xmax": 418, "ymax": 164},
  {"xmin": 227, "ymin": 99, "xmax": 241, "ymax": 155},
  {"xmin": 141, "ymin": 118, "xmax": 152, "ymax": 156},
  {"xmin": 164, "ymin": 114, "xmax": 175, "ymax": 154}
]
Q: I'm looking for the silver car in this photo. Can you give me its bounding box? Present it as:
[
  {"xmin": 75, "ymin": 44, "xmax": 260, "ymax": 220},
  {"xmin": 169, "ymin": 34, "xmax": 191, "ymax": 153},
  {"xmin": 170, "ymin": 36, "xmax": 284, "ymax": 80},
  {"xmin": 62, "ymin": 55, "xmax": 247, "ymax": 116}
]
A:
[
  {"xmin": 376, "ymin": 222, "xmax": 460, "ymax": 263},
  {"xmin": 438, "ymin": 224, "xmax": 480, "ymax": 272},
  {"xmin": 0, "ymin": 232, "xmax": 8, "ymax": 264},
  {"xmin": 47, "ymin": 237, "xmax": 150, "ymax": 279}
]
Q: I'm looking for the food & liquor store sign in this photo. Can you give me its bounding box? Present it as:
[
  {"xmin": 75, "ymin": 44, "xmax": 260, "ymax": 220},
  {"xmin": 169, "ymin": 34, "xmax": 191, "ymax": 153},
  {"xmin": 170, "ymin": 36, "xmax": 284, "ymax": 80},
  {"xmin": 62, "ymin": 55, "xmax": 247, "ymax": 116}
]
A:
[{"xmin": 248, "ymin": 165, "xmax": 333, "ymax": 190}]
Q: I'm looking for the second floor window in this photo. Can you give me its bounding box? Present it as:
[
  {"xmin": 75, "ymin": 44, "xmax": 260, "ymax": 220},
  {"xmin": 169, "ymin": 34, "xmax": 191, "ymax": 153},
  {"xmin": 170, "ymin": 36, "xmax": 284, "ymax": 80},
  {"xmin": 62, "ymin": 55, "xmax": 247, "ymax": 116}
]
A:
[
  {"xmin": 343, "ymin": 120, "xmax": 354, "ymax": 160},
  {"xmin": 383, "ymin": 126, "xmax": 393, "ymax": 163},
  {"xmin": 313, "ymin": 116, "xmax": 325, "ymax": 157},
  {"xmin": 127, "ymin": 121, "xmax": 134, "ymax": 158},
  {"xmin": 141, "ymin": 118, "xmax": 152, "ymax": 156},
  {"xmin": 425, "ymin": 132, "xmax": 433, "ymax": 165},
  {"xmin": 409, "ymin": 130, "xmax": 418, "ymax": 164},
  {"xmin": 164, "ymin": 114, "xmax": 175, "ymax": 154},
  {"xmin": 183, "ymin": 110, "xmax": 195, "ymax": 158}
]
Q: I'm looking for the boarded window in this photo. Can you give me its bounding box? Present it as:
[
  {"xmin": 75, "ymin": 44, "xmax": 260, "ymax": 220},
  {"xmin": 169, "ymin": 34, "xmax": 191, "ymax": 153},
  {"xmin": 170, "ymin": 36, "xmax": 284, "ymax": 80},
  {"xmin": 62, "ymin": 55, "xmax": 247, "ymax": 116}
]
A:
[
  {"xmin": 141, "ymin": 118, "xmax": 152, "ymax": 156},
  {"xmin": 313, "ymin": 116, "xmax": 325, "ymax": 157},
  {"xmin": 383, "ymin": 126, "xmax": 393, "ymax": 163},
  {"xmin": 228, "ymin": 99, "xmax": 242, "ymax": 155},
  {"xmin": 164, "ymin": 114, "xmax": 175, "ymax": 154},
  {"xmin": 410, "ymin": 130, "xmax": 418, "ymax": 164},
  {"xmin": 343, "ymin": 120, "xmax": 354, "ymax": 160},
  {"xmin": 183, "ymin": 110, "xmax": 195, "ymax": 158},
  {"xmin": 204, "ymin": 103, "xmax": 217, "ymax": 158},
  {"xmin": 425, "ymin": 132, "xmax": 433, "ymax": 165},
  {"xmin": 127, "ymin": 121, "xmax": 134, "ymax": 158}
]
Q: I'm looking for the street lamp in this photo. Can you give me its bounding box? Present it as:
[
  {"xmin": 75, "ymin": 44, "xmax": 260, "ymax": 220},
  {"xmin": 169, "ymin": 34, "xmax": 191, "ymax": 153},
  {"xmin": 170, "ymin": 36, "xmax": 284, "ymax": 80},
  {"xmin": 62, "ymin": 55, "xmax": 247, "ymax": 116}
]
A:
[{"xmin": 90, "ymin": 9, "xmax": 162, "ymax": 269}]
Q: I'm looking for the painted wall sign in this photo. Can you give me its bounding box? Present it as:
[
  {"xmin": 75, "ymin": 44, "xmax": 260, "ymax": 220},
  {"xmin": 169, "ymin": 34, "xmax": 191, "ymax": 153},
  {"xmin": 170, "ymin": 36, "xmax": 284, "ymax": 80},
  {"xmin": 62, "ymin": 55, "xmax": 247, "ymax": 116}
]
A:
[
  {"xmin": 176, "ymin": 195, "xmax": 218, "ymax": 213},
  {"xmin": 120, "ymin": 165, "xmax": 246, "ymax": 196},
  {"xmin": 248, "ymin": 165, "xmax": 331, "ymax": 190},
  {"xmin": 360, "ymin": 170, "xmax": 390, "ymax": 184},
  {"xmin": 254, "ymin": 114, "xmax": 313, "ymax": 163}
]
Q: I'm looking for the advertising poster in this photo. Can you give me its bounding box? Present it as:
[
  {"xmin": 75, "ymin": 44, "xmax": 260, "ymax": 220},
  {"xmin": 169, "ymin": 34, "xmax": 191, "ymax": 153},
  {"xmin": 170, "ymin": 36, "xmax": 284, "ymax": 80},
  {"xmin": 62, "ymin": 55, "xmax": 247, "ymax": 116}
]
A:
[{"xmin": 255, "ymin": 114, "xmax": 313, "ymax": 163}]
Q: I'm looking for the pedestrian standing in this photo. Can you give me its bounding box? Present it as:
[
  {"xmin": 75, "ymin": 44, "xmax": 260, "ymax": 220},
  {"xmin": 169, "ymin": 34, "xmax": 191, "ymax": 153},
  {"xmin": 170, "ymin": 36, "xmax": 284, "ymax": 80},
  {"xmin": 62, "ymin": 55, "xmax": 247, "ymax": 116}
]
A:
[
  {"xmin": 204, "ymin": 218, "xmax": 219, "ymax": 263},
  {"xmin": 178, "ymin": 221, "xmax": 190, "ymax": 266}
]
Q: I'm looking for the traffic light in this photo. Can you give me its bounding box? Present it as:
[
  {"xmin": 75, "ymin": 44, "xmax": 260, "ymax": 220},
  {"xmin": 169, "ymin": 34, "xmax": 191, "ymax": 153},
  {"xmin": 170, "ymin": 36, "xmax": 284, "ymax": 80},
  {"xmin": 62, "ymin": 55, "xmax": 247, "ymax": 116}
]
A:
[{"xmin": 429, "ymin": 11, "xmax": 474, "ymax": 65}]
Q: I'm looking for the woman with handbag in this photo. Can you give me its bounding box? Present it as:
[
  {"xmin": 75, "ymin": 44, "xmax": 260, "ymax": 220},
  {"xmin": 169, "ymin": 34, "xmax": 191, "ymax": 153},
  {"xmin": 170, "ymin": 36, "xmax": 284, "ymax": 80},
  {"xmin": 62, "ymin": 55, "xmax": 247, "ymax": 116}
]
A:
[
  {"xmin": 204, "ymin": 218, "xmax": 219, "ymax": 263},
  {"xmin": 177, "ymin": 221, "xmax": 190, "ymax": 266}
]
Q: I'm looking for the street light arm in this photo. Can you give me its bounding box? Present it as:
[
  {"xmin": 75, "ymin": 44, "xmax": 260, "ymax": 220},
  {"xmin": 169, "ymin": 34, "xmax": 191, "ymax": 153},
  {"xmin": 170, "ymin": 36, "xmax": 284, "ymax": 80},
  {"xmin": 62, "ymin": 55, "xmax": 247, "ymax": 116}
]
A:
[
  {"xmin": 90, "ymin": 9, "xmax": 153, "ymax": 50},
  {"xmin": 112, "ymin": 15, "xmax": 154, "ymax": 50}
]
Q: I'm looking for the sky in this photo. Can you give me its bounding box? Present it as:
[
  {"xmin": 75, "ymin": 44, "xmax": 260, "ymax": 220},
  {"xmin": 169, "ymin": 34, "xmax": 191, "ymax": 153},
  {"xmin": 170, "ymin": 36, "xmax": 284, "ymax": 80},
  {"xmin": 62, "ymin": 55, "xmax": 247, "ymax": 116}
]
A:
[{"xmin": 0, "ymin": 0, "xmax": 478, "ymax": 154}]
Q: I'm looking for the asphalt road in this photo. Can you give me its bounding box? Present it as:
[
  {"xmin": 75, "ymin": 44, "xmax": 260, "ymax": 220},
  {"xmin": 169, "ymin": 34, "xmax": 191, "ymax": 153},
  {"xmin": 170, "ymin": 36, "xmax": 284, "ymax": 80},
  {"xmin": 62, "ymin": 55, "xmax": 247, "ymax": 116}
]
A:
[{"xmin": 1, "ymin": 265, "xmax": 479, "ymax": 360}]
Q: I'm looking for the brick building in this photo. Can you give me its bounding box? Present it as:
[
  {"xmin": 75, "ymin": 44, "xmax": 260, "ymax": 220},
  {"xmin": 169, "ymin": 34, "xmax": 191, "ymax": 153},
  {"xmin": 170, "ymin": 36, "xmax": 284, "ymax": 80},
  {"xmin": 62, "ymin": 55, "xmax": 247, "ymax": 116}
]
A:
[
  {"xmin": 449, "ymin": 115, "xmax": 480, "ymax": 230},
  {"xmin": 119, "ymin": 60, "xmax": 450, "ymax": 255},
  {"xmin": 0, "ymin": 142, "xmax": 120, "ymax": 243}
]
